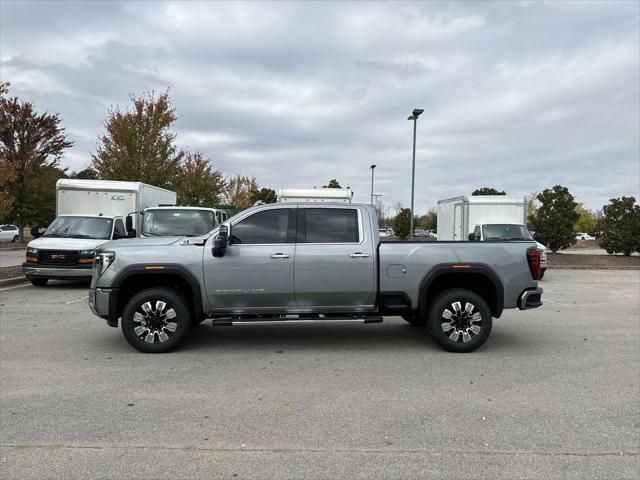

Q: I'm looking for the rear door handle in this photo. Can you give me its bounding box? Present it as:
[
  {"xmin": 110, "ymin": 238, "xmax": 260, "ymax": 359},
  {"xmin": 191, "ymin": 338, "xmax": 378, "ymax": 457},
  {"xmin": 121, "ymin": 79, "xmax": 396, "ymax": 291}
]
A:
[
  {"xmin": 349, "ymin": 252, "xmax": 370, "ymax": 258},
  {"xmin": 270, "ymin": 253, "xmax": 291, "ymax": 259}
]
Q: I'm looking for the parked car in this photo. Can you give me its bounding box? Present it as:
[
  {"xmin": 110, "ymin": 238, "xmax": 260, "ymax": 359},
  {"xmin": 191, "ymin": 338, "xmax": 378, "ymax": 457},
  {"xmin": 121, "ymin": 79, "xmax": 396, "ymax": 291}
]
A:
[
  {"xmin": 378, "ymin": 228, "xmax": 389, "ymax": 238},
  {"xmin": 575, "ymin": 232, "xmax": 595, "ymax": 241},
  {"xmin": 0, "ymin": 224, "xmax": 19, "ymax": 243},
  {"xmin": 413, "ymin": 229, "xmax": 429, "ymax": 237},
  {"xmin": 89, "ymin": 203, "xmax": 543, "ymax": 354}
]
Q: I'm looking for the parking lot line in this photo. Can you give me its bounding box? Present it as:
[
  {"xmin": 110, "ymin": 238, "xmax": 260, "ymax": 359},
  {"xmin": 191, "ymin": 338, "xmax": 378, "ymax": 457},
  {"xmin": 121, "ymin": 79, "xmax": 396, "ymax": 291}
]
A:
[
  {"xmin": 0, "ymin": 283, "xmax": 31, "ymax": 292},
  {"xmin": 65, "ymin": 295, "xmax": 89, "ymax": 304}
]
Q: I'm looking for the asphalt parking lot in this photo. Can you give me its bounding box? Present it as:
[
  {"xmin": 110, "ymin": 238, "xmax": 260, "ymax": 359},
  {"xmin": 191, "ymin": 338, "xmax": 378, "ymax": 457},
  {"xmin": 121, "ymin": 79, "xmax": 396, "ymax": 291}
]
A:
[{"xmin": 1, "ymin": 270, "xmax": 638, "ymax": 479}]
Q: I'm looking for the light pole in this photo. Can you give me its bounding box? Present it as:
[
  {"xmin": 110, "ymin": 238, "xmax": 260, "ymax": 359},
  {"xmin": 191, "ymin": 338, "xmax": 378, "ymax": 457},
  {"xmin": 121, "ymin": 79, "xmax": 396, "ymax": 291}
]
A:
[
  {"xmin": 407, "ymin": 108, "xmax": 423, "ymax": 240},
  {"xmin": 373, "ymin": 194, "xmax": 382, "ymax": 219},
  {"xmin": 370, "ymin": 164, "xmax": 376, "ymax": 205}
]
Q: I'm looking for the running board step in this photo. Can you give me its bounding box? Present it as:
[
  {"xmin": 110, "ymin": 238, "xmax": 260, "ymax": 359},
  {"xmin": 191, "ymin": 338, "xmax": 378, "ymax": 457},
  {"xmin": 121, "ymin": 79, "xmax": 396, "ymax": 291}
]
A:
[{"xmin": 212, "ymin": 316, "xmax": 383, "ymax": 326}]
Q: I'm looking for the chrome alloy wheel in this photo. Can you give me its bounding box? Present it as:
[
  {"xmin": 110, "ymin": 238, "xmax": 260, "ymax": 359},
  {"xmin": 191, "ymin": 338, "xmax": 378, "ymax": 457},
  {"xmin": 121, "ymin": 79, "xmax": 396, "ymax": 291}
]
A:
[
  {"xmin": 132, "ymin": 301, "xmax": 178, "ymax": 344},
  {"xmin": 441, "ymin": 301, "xmax": 482, "ymax": 343}
]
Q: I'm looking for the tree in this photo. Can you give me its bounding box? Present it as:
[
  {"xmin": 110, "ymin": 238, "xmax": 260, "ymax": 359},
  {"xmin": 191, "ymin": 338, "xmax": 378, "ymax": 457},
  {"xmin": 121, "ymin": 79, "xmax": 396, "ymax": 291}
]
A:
[
  {"xmin": 323, "ymin": 179, "xmax": 341, "ymax": 188},
  {"xmin": 526, "ymin": 192, "xmax": 539, "ymax": 230},
  {"xmin": 91, "ymin": 90, "xmax": 183, "ymax": 190},
  {"xmin": 67, "ymin": 167, "xmax": 99, "ymax": 180},
  {"xmin": 530, "ymin": 185, "xmax": 579, "ymax": 252},
  {"xmin": 574, "ymin": 204, "xmax": 599, "ymax": 236},
  {"xmin": 472, "ymin": 187, "xmax": 506, "ymax": 196},
  {"xmin": 0, "ymin": 83, "xmax": 72, "ymax": 240},
  {"xmin": 224, "ymin": 175, "xmax": 258, "ymax": 211},
  {"xmin": 393, "ymin": 208, "xmax": 412, "ymax": 239},
  {"xmin": 251, "ymin": 187, "xmax": 277, "ymax": 204},
  {"xmin": 417, "ymin": 207, "xmax": 437, "ymax": 232},
  {"xmin": 175, "ymin": 151, "xmax": 224, "ymax": 206},
  {"xmin": 0, "ymin": 158, "xmax": 16, "ymax": 220},
  {"xmin": 598, "ymin": 197, "xmax": 640, "ymax": 255}
]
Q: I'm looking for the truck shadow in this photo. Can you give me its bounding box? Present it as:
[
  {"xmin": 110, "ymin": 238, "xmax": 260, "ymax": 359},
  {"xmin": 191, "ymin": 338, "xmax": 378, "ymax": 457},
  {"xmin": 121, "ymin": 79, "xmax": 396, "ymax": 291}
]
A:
[{"xmin": 181, "ymin": 321, "xmax": 438, "ymax": 353}]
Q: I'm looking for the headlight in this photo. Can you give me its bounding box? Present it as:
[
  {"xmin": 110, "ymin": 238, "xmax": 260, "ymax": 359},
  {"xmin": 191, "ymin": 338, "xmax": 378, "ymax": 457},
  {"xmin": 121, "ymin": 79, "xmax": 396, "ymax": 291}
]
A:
[
  {"xmin": 79, "ymin": 249, "xmax": 96, "ymax": 264},
  {"xmin": 26, "ymin": 247, "xmax": 38, "ymax": 263},
  {"xmin": 94, "ymin": 251, "xmax": 115, "ymax": 276}
]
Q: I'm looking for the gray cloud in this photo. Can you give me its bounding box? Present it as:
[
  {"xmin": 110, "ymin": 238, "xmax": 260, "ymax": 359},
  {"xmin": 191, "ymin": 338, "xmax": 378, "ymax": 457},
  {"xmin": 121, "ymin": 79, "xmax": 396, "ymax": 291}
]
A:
[{"xmin": 1, "ymin": 0, "xmax": 638, "ymax": 211}]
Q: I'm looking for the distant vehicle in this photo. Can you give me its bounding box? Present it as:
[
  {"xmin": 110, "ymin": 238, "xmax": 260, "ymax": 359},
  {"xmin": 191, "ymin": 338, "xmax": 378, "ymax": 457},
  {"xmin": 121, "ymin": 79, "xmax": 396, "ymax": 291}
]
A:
[
  {"xmin": 437, "ymin": 195, "xmax": 527, "ymax": 241},
  {"xmin": 468, "ymin": 223, "xmax": 548, "ymax": 279},
  {"xmin": 379, "ymin": 228, "xmax": 389, "ymax": 238},
  {"xmin": 575, "ymin": 232, "xmax": 595, "ymax": 241},
  {"xmin": 0, "ymin": 224, "xmax": 19, "ymax": 243},
  {"xmin": 413, "ymin": 229, "xmax": 429, "ymax": 238},
  {"xmin": 23, "ymin": 179, "xmax": 175, "ymax": 287},
  {"xmin": 277, "ymin": 187, "xmax": 354, "ymax": 203},
  {"xmin": 138, "ymin": 207, "xmax": 219, "ymax": 238}
]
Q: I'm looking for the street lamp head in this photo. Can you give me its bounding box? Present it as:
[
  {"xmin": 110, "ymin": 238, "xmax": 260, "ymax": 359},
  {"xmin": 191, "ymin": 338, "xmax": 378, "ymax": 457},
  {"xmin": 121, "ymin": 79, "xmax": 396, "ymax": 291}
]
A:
[
  {"xmin": 370, "ymin": 164, "xmax": 376, "ymax": 169},
  {"xmin": 407, "ymin": 108, "xmax": 424, "ymax": 120}
]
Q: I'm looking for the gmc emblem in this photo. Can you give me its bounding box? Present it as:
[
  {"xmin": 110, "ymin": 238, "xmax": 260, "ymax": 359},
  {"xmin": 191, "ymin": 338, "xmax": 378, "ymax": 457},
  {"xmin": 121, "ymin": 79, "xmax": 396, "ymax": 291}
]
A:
[{"xmin": 50, "ymin": 254, "xmax": 66, "ymax": 260}]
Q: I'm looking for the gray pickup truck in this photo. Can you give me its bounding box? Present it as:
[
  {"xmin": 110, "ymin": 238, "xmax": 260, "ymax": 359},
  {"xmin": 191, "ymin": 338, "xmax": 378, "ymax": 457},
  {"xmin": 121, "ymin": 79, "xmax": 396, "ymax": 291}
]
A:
[{"xmin": 89, "ymin": 203, "xmax": 543, "ymax": 353}]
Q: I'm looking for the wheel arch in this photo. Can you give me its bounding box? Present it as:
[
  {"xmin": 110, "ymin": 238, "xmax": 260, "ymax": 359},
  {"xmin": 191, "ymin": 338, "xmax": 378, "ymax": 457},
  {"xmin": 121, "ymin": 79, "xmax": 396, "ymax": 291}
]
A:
[
  {"xmin": 111, "ymin": 265, "xmax": 204, "ymax": 322},
  {"xmin": 418, "ymin": 264, "xmax": 504, "ymax": 319}
]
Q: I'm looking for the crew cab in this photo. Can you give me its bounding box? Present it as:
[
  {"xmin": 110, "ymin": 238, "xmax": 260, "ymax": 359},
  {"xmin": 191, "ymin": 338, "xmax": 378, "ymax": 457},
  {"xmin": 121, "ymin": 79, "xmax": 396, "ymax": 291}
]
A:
[{"xmin": 89, "ymin": 203, "xmax": 543, "ymax": 353}]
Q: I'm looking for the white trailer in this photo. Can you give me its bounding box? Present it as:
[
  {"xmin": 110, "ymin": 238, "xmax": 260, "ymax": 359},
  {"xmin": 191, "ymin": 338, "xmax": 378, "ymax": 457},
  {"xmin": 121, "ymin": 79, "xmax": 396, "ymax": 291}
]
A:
[
  {"xmin": 277, "ymin": 188, "xmax": 353, "ymax": 203},
  {"xmin": 437, "ymin": 195, "xmax": 527, "ymax": 241},
  {"xmin": 56, "ymin": 179, "xmax": 176, "ymax": 232}
]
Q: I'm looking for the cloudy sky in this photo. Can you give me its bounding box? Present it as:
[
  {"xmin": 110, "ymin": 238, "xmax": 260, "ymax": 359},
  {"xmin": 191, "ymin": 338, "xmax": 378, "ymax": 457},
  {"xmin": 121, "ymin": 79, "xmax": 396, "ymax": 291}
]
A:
[{"xmin": 1, "ymin": 0, "xmax": 638, "ymax": 212}]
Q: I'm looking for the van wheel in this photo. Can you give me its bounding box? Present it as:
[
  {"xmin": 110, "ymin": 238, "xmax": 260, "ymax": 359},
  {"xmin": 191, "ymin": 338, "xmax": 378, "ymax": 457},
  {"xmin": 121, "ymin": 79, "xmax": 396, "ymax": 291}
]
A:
[
  {"xmin": 401, "ymin": 313, "xmax": 427, "ymax": 326},
  {"xmin": 121, "ymin": 288, "xmax": 192, "ymax": 353},
  {"xmin": 29, "ymin": 278, "xmax": 48, "ymax": 287},
  {"xmin": 428, "ymin": 289, "xmax": 492, "ymax": 353},
  {"xmin": 12, "ymin": 235, "xmax": 18, "ymax": 242}
]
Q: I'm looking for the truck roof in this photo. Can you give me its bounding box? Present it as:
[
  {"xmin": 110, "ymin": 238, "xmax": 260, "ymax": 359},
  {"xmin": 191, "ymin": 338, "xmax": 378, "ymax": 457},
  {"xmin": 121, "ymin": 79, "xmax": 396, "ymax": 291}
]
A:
[
  {"xmin": 144, "ymin": 206, "xmax": 218, "ymax": 211},
  {"xmin": 56, "ymin": 178, "xmax": 174, "ymax": 194},
  {"xmin": 57, "ymin": 213, "xmax": 120, "ymax": 219},
  {"xmin": 438, "ymin": 195, "xmax": 526, "ymax": 205}
]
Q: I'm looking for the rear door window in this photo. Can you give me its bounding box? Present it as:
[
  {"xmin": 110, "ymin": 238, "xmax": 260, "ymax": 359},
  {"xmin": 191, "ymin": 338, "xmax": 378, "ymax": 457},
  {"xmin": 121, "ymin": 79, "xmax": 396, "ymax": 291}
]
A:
[{"xmin": 303, "ymin": 208, "xmax": 359, "ymax": 243}]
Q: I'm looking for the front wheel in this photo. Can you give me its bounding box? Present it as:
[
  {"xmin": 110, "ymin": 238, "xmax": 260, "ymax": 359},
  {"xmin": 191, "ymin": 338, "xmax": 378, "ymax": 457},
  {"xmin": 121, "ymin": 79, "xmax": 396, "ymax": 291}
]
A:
[
  {"xmin": 121, "ymin": 288, "xmax": 192, "ymax": 353},
  {"xmin": 29, "ymin": 278, "xmax": 48, "ymax": 287},
  {"xmin": 12, "ymin": 235, "xmax": 18, "ymax": 242},
  {"xmin": 428, "ymin": 289, "xmax": 492, "ymax": 353}
]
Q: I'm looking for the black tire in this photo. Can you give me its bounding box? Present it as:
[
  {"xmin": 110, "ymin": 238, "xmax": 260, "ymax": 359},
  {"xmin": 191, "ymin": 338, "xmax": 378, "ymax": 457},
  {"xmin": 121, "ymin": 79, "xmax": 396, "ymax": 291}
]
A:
[
  {"xmin": 539, "ymin": 269, "xmax": 545, "ymax": 280},
  {"xmin": 121, "ymin": 288, "xmax": 192, "ymax": 353},
  {"xmin": 401, "ymin": 312, "xmax": 427, "ymax": 326},
  {"xmin": 428, "ymin": 289, "xmax": 492, "ymax": 353},
  {"xmin": 29, "ymin": 278, "xmax": 48, "ymax": 287},
  {"xmin": 12, "ymin": 235, "xmax": 18, "ymax": 242}
]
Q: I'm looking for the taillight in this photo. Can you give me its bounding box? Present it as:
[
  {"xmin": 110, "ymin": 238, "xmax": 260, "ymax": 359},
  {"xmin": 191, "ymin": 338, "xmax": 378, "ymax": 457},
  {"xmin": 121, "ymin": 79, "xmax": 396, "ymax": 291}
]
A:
[{"xmin": 527, "ymin": 247, "xmax": 541, "ymax": 280}]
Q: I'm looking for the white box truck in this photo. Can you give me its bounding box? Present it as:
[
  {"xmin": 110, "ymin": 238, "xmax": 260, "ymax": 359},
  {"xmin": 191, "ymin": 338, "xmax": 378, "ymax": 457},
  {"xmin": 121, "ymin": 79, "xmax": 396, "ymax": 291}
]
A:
[
  {"xmin": 23, "ymin": 179, "xmax": 175, "ymax": 286},
  {"xmin": 437, "ymin": 195, "xmax": 547, "ymax": 278},
  {"xmin": 437, "ymin": 195, "xmax": 528, "ymax": 241},
  {"xmin": 277, "ymin": 188, "xmax": 354, "ymax": 203}
]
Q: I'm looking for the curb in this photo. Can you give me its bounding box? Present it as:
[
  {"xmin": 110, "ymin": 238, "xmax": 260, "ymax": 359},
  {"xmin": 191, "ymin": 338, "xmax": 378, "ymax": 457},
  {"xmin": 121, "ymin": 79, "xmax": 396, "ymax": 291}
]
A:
[{"xmin": 0, "ymin": 276, "xmax": 28, "ymax": 287}]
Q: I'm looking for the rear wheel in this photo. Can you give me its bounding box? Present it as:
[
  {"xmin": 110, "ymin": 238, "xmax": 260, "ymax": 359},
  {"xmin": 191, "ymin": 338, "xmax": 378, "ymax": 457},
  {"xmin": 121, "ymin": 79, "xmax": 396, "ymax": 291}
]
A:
[
  {"xmin": 29, "ymin": 278, "xmax": 48, "ymax": 287},
  {"xmin": 12, "ymin": 235, "xmax": 18, "ymax": 242},
  {"xmin": 428, "ymin": 289, "xmax": 492, "ymax": 353},
  {"xmin": 121, "ymin": 288, "xmax": 192, "ymax": 353}
]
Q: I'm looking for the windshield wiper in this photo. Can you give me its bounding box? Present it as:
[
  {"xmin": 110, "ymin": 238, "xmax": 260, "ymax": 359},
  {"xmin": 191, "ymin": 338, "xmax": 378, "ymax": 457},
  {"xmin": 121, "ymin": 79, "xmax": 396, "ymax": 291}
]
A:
[
  {"xmin": 65, "ymin": 234, "xmax": 93, "ymax": 239},
  {"xmin": 142, "ymin": 231, "xmax": 162, "ymax": 236}
]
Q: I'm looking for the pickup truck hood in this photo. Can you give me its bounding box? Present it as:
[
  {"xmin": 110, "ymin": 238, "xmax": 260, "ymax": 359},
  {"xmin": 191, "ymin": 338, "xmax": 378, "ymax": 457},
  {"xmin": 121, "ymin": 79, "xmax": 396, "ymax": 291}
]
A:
[
  {"xmin": 98, "ymin": 236, "xmax": 183, "ymax": 250},
  {"xmin": 28, "ymin": 236, "xmax": 108, "ymax": 251}
]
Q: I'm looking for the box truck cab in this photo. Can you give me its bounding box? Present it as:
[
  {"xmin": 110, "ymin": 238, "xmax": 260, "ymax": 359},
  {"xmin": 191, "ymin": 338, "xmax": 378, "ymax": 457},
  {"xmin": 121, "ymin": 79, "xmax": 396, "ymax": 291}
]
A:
[{"xmin": 23, "ymin": 179, "xmax": 175, "ymax": 286}]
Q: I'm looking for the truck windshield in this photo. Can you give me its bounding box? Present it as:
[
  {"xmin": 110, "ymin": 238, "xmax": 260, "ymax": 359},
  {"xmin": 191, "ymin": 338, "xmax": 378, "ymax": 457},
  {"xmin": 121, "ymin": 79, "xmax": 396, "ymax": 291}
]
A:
[
  {"xmin": 142, "ymin": 209, "xmax": 217, "ymax": 237},
  {"xmin": 482, "ymin": 224, "xmax": 533, "ymax": 241},
  {"xmin": 43, "ymin": 216, "xmax": 113, "ymax": 240}
]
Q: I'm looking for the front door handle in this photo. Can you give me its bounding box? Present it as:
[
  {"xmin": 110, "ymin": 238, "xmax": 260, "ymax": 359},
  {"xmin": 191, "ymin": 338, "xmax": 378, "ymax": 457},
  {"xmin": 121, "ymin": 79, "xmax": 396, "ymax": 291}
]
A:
[
  {"xmin": 270, "ymin": 253, "xmax": 291, "ymax": 259},
  {"xmin": 349, "ymin": 252, "xmax": 370, "ymax": 258}
]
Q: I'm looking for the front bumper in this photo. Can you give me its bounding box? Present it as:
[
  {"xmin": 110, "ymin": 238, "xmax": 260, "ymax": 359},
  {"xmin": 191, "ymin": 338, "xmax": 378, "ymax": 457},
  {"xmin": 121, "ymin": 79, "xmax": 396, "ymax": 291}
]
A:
[
  {"xmin": 22, "ymin": 262, "xmax": 93, "ymax": 279},
  {"xmin": 88, "ymin": 287, "xmax": 119, "ymax": 327},
  {"xmin": 518, "ymin": 287, "xmax": 543, "ymax": 310}
]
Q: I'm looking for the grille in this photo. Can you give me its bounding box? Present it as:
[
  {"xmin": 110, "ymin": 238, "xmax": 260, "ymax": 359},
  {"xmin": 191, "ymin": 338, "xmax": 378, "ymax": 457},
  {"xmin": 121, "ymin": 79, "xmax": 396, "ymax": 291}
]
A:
[{"xmin": 38, "ymin": 250, "xmax": 79, "ymax": 266}]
